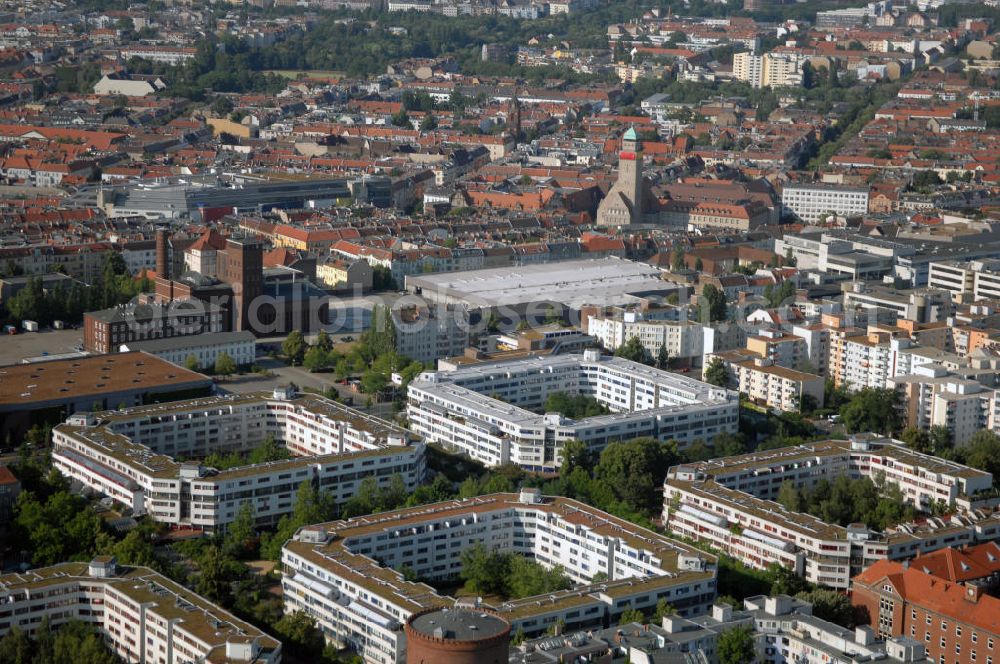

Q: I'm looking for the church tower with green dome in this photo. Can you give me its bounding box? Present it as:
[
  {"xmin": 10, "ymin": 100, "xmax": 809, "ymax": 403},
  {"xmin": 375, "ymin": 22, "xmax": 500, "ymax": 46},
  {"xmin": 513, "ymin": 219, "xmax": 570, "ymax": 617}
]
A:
[{"xmin": 596, "ymin": 127, "xmax": 645, "ymax": 227}]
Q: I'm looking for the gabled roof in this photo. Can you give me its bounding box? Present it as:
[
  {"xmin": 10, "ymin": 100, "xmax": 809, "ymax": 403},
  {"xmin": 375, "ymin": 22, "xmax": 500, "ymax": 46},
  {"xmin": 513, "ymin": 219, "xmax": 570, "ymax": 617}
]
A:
[
  {"xmin": 854, "ymin": 559, "xmax": 1000, "ymax": 636},
  {"xmin": 911, "ymin": 541, "xmax": 1000, "ymax": 583}
]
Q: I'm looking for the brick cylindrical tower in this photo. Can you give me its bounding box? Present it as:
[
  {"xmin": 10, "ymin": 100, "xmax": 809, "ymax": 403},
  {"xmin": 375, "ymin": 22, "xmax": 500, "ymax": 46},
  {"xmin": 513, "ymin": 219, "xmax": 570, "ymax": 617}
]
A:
[
  {"xmin": 155, "ymin": 227, "xmax": 170, "ymax": 280},
  {"xmin": 405, "ymin": 608, "xmax": 510, "ymax": 664}
]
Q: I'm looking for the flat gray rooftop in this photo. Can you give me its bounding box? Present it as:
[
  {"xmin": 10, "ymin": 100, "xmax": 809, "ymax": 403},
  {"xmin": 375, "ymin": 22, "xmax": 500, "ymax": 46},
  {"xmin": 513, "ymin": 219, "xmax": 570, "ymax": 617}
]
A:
[
  {"xmin": 409, "ymin": 608, "xmax": 509, "ymax": 641},
  {"xmin": 406, "ymin": 258, "xmax": 675, "ymax": 309}
]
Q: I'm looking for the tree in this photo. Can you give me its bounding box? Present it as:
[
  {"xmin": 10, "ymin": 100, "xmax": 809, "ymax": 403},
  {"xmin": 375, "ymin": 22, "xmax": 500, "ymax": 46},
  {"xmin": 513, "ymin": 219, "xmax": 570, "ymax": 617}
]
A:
[
  {"xmin": 653, "ymin": 598, "xmax": 677, "ymax": 622},
  {"xmin": 274, "ymin": 611, "xmax": 325, "ymax": 660},
  {"xmin": 840, "ymin": 388, "xmax": 901, "ymax": 435},
  {"xmin": 420, "ymin": 113, "xmax": 438, "ymax": 130},
  {"xmin": 224, "ymin": 503, "xmax": 257, "ymax": 558},
  {"xmin": 671, "ymin": 244, "xmax": 686, "ymax": 271},
  {"xmin": 700, "ymin": 284, "xmax": 728, "ymax": 322},
  {"xmin": 777, "ymin": 480, "xmax": 803, "ymax": 513},
  {"xmin": 184, "ymin": 354, "xmax": 200, "ymax": 371},
  {"xmin": 796, "ymin": 589, "xmax": 853, "ymax": 627},
  {"xmin": 717, "ymin": 625, "xmax": 756, "ymax": 664},
  {"xmin": 316, "ymin": 329, "xmax": 334, "ymax": 352},
  {"xmin": 361, "ymin": 369, "xmax": 388, "ymax": 395},
  {"xmin": 595, "ymin": 437, "xmax": 678, "ymax": 515},
  {"xmin": 302, "ymin": 346, "xmax": 329, "ymax": 373},
  {"xmin": 196, "ymin": 544, "xmax": 235, "ymax": 604},
  {"xmin": 391, "ymin": 109, "xmax": 411, "ymax": 127},
  {"xmin": 713, "ymin": 432, "xmax": 745, "ymax": 457},
  {"xmin": 929, "ymin": 425, "xmax": 953, "ymax": 453},
  {"xmin": 282, "ymin": 330, "xmax": 307, "ymax": 365},
  {"xmin": 964, "ymin": 430, "xmax": 1000, "ymax": 483},
  {"xmin": 214, "ymin": 352, "xmax": 236, "ymax": 377},
  {"xmin": 619, "ymin": 608, "xmax": 645, "ymax": 624},
  {"xmin": 899, "ymin": 426, "xmax": 932, "ymax": 453},
  {"xmin": 0, "ymin": 627, "xmax": 32, "ymax": 664},
  {"xmin": 801, "ymin": 61, "xmax": 815, "ymax": 89},
  {"xmin": 507, "ymin": 555, "xmax": 572, "ymax": 598},
  {"xmin": 459, "ymin": 543, "xmax": 509, "ymax": 596},
  {"xmin": 615, "ymin": 335, "xmax": 652, "ymax": 365},
  {"xmin": 704, "ymin": 357, "xmax": 730, "ymax": 387},
  {"xmin": 560, "ymin": 439, "xmax": 592, "ymax": 475},
  {"xmin": 656, "ymin": 344, "xmax": 670, "ymax": 370},
  {"xmin": 110, "ymin": 529, "xmax": 157, "ymax": 568},
  {"xmin": 544, "ymin": 392, "xmax": 608, "ymax": 419},
  {"xmin": 768, "ymin": 563, "xmax": 807, "ymax": 596}
]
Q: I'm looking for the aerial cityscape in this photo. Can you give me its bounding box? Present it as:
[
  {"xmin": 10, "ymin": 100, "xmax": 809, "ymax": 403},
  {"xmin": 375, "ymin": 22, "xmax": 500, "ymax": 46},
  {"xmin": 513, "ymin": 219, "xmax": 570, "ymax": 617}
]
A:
[{"xmin": 1, "ymin": 0, "xmax": 1000, "ymax": 663}]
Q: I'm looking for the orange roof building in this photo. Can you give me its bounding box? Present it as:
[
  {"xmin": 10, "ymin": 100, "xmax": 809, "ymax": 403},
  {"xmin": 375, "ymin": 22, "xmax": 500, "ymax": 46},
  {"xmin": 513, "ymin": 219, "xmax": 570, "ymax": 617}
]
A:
[{"xmin": 852, "ymin": 557, "xmax": 1000, "ymax": 662}]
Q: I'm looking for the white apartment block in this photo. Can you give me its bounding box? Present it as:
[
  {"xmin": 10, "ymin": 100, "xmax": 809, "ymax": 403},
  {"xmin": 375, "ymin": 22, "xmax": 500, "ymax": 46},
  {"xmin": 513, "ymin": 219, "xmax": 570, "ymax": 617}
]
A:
[
  {"xmin": 391, "ymin": 304, "xmax": 470, "ymax": 364},
  {"xmin": 587, "ymin": 313, "xmax": 705, "ymax": 362},
  {"xmin": 281, "ymin": 490, "xmax": 718, "ymax": 664},
  {"xmin": 838, "ymin": 332, "xmax": 893, "ymax": 389},
  {"xmin": 662, "ymin": 437, "xmax": 997, "ymax": 589},
  {"xmin": 927, "ymin": 259, "xmax": 1000, "ymax": 302},
  {"xmin": 119, "ymin": 46, "xmax": 196, "ymax": 65},
  {"xmin": 406, "ymin": 350, "xmax": 739, "ymax": 471},
  {"xmin": 119, "ymin": 330, "xmax": 256, "ymax": 370},
  {"xmin": 781, "ymin": 184, "xmax": 870, "ymax": 223},
  {"xmin": 704, "ymin": 351, "xmax": 824, "ymax": 413},
  {"xmin": 732, "ymin": 51, "xmax": 804, "ymax": 88},
  {"xmin": 0, "ymin": 557, "xmax": 281, "ymax": 664},
  {"xmin": 52, "ymin": 390, "xmax": 424, "ymax": 531},
  {"xmin": 891, "ymin": 369, "xmax": 1000, "ymax": 445},
  {"xmin": 842, "ymin": 284, "xmax": 953, "ymax": 324}
]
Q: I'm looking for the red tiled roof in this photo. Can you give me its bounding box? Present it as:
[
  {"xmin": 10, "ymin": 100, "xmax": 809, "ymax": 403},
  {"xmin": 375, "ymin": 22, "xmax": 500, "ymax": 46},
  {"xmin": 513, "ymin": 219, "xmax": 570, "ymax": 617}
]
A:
[{"xmin": 854, "ymin": 559, "xmax": 1000, "ymax": 636}]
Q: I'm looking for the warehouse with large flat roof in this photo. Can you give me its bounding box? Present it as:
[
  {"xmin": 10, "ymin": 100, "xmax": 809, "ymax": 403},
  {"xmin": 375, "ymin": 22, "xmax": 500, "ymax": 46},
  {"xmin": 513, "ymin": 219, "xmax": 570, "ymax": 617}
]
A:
[
  {"xmin": 405, "ymin": 257, "xmax": 676, "ymax": 312},
  {"xmin": 0, "ymin": 351, "xmax": 212, "ymax": 439}
]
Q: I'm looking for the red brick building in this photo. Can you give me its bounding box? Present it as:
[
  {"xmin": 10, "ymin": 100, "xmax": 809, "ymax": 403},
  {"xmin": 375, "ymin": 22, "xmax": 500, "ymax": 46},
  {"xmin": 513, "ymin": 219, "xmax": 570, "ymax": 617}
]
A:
[{"xmin": 852, "ymin": 558, "xmax": 1000, "ymax": 664}]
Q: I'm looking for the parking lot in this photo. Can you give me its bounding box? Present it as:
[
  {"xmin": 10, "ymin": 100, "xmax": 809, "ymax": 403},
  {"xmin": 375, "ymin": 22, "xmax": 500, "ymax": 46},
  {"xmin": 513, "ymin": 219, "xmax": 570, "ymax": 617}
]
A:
[{"xmin": 0, "ymin": 328, "xmax": 85, "ymax": 365}]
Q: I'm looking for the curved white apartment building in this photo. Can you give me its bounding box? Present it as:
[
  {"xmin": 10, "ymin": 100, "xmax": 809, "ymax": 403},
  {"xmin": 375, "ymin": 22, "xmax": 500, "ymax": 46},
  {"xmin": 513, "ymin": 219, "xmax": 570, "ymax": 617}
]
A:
[
  {"xmin": 662, "ymin": 436, "xmax": 999, "ymax": 589},
  {"xmin": 52, "ymin": 389, "xmax": 425, "ymax": 531},
  {"xmin": 406, "ymin": 350, "xmax": 739, "ymax": 471},
  {"xmin": 0, "ymin": 557, "xmax": 281, "ymax": 664},
  {"xmin": 281, "ymin": 490, "xmax": 718, "ymax": 664}
]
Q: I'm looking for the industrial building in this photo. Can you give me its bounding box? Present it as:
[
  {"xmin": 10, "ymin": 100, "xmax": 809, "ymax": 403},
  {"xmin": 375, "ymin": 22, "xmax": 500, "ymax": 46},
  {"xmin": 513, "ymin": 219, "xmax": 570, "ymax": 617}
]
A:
[
  {"xmin": 406, "ymin": 350, "xmax": 739, "ymax": 471},
  {"xmin": 405, "ymin": 257, "xmax": 677, "ymax": 328},
  {"xmin": 0, "ymin": 351, "xmax": 212, "ymax": 441}
]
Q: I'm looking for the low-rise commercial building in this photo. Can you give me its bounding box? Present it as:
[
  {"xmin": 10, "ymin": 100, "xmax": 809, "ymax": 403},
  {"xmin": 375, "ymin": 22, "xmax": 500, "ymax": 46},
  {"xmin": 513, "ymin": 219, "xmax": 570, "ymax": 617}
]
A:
[
  {"xmin": 52, "ymin": 389, "xmax": 424, "ymax": 531},
  {"xmin": 120, "ymin": 330, "xmax": 256, "ymax": 370},
  {"xmin": 0, "ymin": 557, "xmax": 281, "ymax": 663},
  {"xmin": 407, "ymin": 350, "xmax": 739, "ymax": 471},
  {"xmin": 662, "ymin": 437, "xmax": 997, "ymax": 589},
  {"xmin": 282, "ymin": 490, "xmax": 718, "ymax": 664}
]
